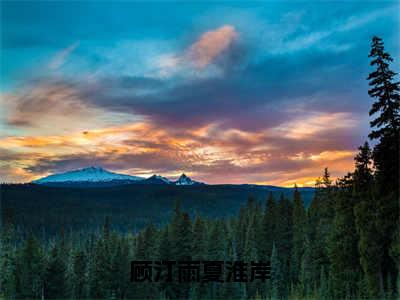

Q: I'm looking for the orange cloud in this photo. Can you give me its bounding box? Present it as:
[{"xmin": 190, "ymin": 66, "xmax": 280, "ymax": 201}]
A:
[
  {"xmin": 275, "ymin": 112, "xmax": 357, "ymax": 139},
  {"xmin": 1, "ymin": 117, "xmax": 359, "ymax": 186},
  {"xmin": 187, "ymin": 25, "xmax": 238, "ymax": 68},
  {"xmin": 154, "ymin": 25, "xmax": 239, "ymax": 77},
  {"xmin": 2, "ymin": 80, "xmax": 134, "ymax": 136},
  {"xmin": 309, "ymin": 150, "xmax": 355, "ymax": 161}
]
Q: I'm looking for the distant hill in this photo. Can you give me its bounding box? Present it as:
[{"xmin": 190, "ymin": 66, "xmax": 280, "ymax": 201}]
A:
[{"xmin": 1, "ymin": 183, "xmax": 314, "ymax": 238}]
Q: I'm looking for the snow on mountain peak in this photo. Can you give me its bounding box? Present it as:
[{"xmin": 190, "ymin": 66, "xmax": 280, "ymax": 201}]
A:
[
  {"xmin": 175, "ymin": 173, "xmax": 203, "ymax": 185},
  {"xmin": 32, "ymin": 167, "xmax": 206, "ymax": 186},
  {"xmin": 33, "ymin": 166, "xmax": 143, "ymax": 183},
  {"xmin": 146, "ymin": 174, "xmax": 172, "ymax": 184}
]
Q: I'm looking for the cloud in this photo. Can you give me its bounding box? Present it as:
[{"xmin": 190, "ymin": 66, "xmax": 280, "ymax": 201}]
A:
[
  {"xmin": 5, "ymin": 80, "xmax": 89, "ymax": 127},
  {"xmin": 2, "ymin": 78, "xmax": 134, "ymax": 135},
  {"xmin": 186, "ymin": 25, "xmax": 238, "ymax": 68},
  {"xmin": 265, "ymin": 6, "xmax": 395, "ymax": 55},
  {"xmin": 48, "ymin": 41, "xmax": 80, "ymax": 70},
  {"xmin": 153, "ymin": 25, "xmax": 241, "ymax": 78},
  {"xmin": 4, "ymin": 3, "xmax": 395, "ymax": 185},
  {"xmin": 338, "ymin": 6, "xmax": 393, "ymax": 32},
  {"xmin": 274, "ymin": 112, "xmax": 358, "ymax": 139},
  {"xmin": 0, "ymin": 115, "xmax": 361, "ymax": 185}
]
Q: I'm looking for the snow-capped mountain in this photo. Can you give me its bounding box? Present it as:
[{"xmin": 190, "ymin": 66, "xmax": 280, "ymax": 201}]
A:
[
  {"xmin": 142, "ymin": 174, "xmax": 172, "ymax": 185},
  {"xmin": 32, "ymin": 167, "xmax": 206, "ymax": 187},
  {"xmin": 174, "ymin": 173, "xmax": 204, "ymax": 185},
  {"xmin": 33, "ymin": 167, "xmax": 144, "ymax": 184}
]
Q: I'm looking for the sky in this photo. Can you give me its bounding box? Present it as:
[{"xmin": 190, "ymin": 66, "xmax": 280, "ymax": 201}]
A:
[{"xmin": 1, "ymin": 1, "xmax": 399, "ymax": 186}]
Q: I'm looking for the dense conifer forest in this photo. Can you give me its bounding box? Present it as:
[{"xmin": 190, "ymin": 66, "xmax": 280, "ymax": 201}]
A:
[
  {"xmin": 0, "ymin": 183, "xmax": 315, "ymax": 236},
  {"xmin": 0, "ymin": 36, "xmax": 398, "ymax": 299}
]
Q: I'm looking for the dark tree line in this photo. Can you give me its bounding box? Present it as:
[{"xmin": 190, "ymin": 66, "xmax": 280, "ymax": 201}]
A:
[{"xmin": 0, "ymin": 36, "xmax": 398, "ymax": 299}]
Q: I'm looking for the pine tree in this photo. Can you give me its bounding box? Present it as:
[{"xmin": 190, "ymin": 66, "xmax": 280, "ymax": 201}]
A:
[
  {"xmin": 366, "ymin": 36, "xmax": 399, "ymax": 297},
  {"xmin": 142, "ymin": 222, "xmax": 158, "ymax": 259},
  {"xmin": 0, "ymin": 223, "xmax": 17, "ymax": 299},
  {"xmin": 299, "ymin": 236, "xmax": 313, "ymax": 298},
  {"xmin": 328, "ymin": 174, "xmax": 360, "ymax": 298},
  {"xmin": 275, "ymin": 193, "xmax": 293, "ymax": 297},
  {"xmin": 318, "ymin": 266, "xmax": 330, "ymax": 299},
  {"xmin": 158, "ymin": 227, "xmax": 172, "ymax": 261},
  {"xmin": 87, "ymin": 239, "xmax": 107, "ymax": 298},
  {"xmin": 235, "ymin": 206, "xmax": 249, "ymax": 260},
  {"xmin": 169, "ymin": 207, "xmax": 192, "ymax": 299},
  {"xmin": 178, "ymin": 212, "xmax": 192, "ymax": 261},
  {"xmin": 260, "ymin": 192, "xmax": 277, "ymax": 260},
  {"xmin": 389, "ymin": 228, "xmax": 400, "ymax": 291},
  {"xmin": 353, "ymin": 142, "xmax": 373, "ymax": 194},
  {"xmin": 271, "ymin": 243, "xmax": 284, "ymax": 300},
  {"xmin": 244, "ymin": 213, "xmax": 259, "ymax": 263},
  {"xmin": 110, "ymin": 237, "xmax": 130, "ymax": 299},
  {"xmin": 367, "ymin": 36, "xmax": 400, "ymax": 142},
  {"xmin": 308, "ymin": 169, "xmax": 334, "ymax": 288},
  {"xmin": 354, "ymin": 190, "xmax": 384, "ymax": 298},
  {"xmin": 352, "ymin": 141, "xmax": 384, "ymax": 297},
  {"xmin": 71, "ymin": 249, "xmax": 87, "ymax": 299},
  {"xmin": 44, "ymin": 244, "xmax": 67, "ymax": 299},
  {"xmin": 291, "ymin": 185, "xmax": 306, "ymax": 284},
  {"xmin": 18, "ymin": 233, "xmax": 45, "ymax": 299},
  {"xmin": 157, "ymin": 227, "xmax": 174, "ymax": 298},
  {"xmin": 192, "ymin": 214, "xmax": 206, "ymax": 261}
]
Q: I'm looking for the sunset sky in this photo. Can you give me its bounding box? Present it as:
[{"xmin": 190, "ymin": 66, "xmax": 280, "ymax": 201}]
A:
[{"xmin": 1, "ymin": 1, "xmax": 399, "ymax": 186}]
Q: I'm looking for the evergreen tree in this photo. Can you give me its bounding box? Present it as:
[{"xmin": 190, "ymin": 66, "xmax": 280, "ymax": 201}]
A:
[
  {"xmin": 318, "ymin": 266, "xmax": 330, "ymax": 299},
  {"xmin": 299, "ymin": 236, "xmax": 313, "ymax": 297},
  {"xmin": 308, "ymin": 169, "xmax": 334, "ymax": 287},
  {"xmin": 0, "ymin": 223, "xmax": 17, "ymax": 299},
  {"xmin": 353, "ymin": 142, "xmax": 373, "ymax": 194},
  {"xmin": 158, "ymin": 228, "xmax": 174, "ymax": 298},
  {"xmin": 192, "ymin": 214, "xmax": 206, "ymax": 261},
  {"xmin": 71, "ymin": 249, "xmax": 87, "ymax": 299},
  {"xmin": 260, "ymin": 192, "xmax": 277, "ymax": 260},
  {"xmin": 111, "ymin": 237, "xmax": 130, "ymax": 299},
  {"xmin": 169, "ymin": 206, "xmax": 192, "ymax": 298},
  {"xmin": 244, "ymin": 213, "xmax": 259, "ymax": 263},
  {"xmin": 207, "ymin": 220, "xmax": 225, "ymax": 260},
  {"xmin": 367, "ymin": 36, "xmax": 400, "ymax": 143},
  {"xmin": 87, "ymin": 239, "xmax": 107, "ymax": 299},
  {"xmin": 18, "ymin": 234, "xmax": 45, "ymax": 299},
  {"xmin": 177, "ymin": 212, "xmax": 192, "ymax": 261},
  {"xmin": 271, "ymin": 243, "xmax": 284, "ymax": 300},
  {"xmin": 236, "ymin": 206, "xmax": 249, "ymax": 261},
  {"xmin": 352, "ymin": 141, "xmax": 383, "ymax": 298},
  {"xmin": 354, "ymin": 191, "xmax": 384, "ymax": 298},
  {"xmin": 275, "ymin": 193, "xmax": 293, "ymax": 297},
  {"xmin": 291, "ymin": 185, "xmax": 306, "ymax": 284},
  {"xmin": 44, "ymin": 244, "xmax": 67, "ymax": 299},
  {"xmin": 328, "ymin": 174, "xmax": 360, "ymax": 298},
  {"xmin": 364, "ymin": 36, "xmax": 399, "ymax": 297}
]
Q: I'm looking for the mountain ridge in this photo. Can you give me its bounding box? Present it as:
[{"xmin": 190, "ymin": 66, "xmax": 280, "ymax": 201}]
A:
[
  {"xmin": 33, "ymin": 166, "xmax": 144, "ymax": 184},
  {"xmin": 32, "ymin": 166, "xmax": 312, "ymax": 189},
  {"xmin": 33, "ymin": 166, "xmax": 205, "ymax": 186}
]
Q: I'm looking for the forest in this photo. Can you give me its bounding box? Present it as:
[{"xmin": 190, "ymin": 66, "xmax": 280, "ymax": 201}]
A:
[
  {"xmin": 0, "ymin": 36, "xmax": 399, "ymax": 299},
  {"xmin": 0, "ymin": 183, "xmax": 314, "ymax": 236}
]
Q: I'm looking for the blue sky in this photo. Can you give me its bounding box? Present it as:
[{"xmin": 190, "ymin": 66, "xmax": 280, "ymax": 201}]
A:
[{"xmin": 1, "ymin": 1, "xmax": 399, "ymax": 185}]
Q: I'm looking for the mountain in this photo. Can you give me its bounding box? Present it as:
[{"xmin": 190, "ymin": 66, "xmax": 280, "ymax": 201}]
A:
[
  {"xmin": 174, "ymin": 173, "xmax": 204, "ymax": 185},
  {"xmin": 33, "ymin": 166, "xmax": 143, "ymax": 184},
  {"xmin": 142, "ymin": 174, "xmax": 172, "ymax": 185},
  {"xmin": 32, "ymin": 167, "xmax": 206, "ymax": 187}
]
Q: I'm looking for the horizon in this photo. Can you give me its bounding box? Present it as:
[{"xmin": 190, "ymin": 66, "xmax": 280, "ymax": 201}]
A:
[
  {"xmin": 1, "ymin": 1, "xmax": 399, "ymax": 186},
  {"xmin": 9, "ymin": 165, "xmax": 314, "ymax": 187}
]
